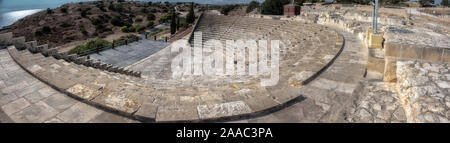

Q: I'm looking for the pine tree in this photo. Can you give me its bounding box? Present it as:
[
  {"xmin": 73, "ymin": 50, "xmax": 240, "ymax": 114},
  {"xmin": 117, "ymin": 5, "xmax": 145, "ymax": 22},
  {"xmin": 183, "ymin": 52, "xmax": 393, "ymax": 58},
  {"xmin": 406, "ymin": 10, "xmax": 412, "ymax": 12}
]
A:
[
  {"xmin": 176, "ymin": 17, "xmax": 180, "ymax": 31},
  {"xmin": 186, "ymin": 2, "xmax": 195, "ymax": 24},
  {"xmin": 442, "ymin": 0, "xmax": 449, "ymax": 6},
  {"xmin": 170, "ymin": 9, "xmax": 177, "ymax": 35}
]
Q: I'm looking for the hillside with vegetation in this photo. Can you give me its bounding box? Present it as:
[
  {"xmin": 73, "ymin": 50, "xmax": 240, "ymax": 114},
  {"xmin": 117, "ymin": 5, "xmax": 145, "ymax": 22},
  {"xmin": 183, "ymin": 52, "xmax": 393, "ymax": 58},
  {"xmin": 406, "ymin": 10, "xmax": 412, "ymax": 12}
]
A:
[{"xmin": 0, "ymin": 1, "xmax": 197, "ymax": 47}]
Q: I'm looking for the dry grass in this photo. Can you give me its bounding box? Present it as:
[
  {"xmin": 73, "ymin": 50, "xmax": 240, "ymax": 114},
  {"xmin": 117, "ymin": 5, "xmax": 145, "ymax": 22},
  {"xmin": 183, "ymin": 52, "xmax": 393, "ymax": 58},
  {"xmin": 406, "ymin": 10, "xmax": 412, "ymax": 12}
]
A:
[{"xmin": 418, "ymin": 7, "xmax": 450, "ymax": 16}]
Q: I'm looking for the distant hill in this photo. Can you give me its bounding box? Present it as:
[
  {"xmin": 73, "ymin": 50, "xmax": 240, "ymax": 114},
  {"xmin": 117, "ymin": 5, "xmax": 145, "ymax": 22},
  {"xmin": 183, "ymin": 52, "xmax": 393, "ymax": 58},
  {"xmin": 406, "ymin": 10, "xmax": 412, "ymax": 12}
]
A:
[{"xmin": 0, "ymin": 1, "xmax": 195, "ymax": 47}]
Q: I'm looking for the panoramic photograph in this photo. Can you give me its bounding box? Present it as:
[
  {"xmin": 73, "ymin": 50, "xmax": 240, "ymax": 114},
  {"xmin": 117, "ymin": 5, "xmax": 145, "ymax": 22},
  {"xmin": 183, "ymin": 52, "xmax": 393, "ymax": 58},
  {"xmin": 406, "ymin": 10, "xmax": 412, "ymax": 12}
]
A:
[{"xmin": 0, "ymin": 0, "xmax": 449, "ymax": 126}]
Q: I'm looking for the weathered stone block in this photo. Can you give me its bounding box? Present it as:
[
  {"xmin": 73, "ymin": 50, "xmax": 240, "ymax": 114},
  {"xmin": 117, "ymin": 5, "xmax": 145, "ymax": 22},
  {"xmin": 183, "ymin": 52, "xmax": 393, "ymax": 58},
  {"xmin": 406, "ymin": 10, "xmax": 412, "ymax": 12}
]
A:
[
  {"xmin": 66, "ymin": 84, "xmax": 102, "ymax": 100},
  {"xmin": 91, "ymin": 90, "xmax": 142, "ymax": 115},
  {"xmin": 197, "ymin": 101, "xmax": 252, "ymax": 120},
  {"xmin": 422, "ymin": 48, "xmax": 443, "ymax": 62},
  {"xmin": 75, "ymin": 56, "xmax": 86, "ymax": 64},
  {"xmin": 442, "ymin": 49, "xmax": 450, "ymax": 63},
  {"xmin": 401, "ymin": 44, "xmax": 423, "ymax": 59},
  {"xmin": 47, "ymin": 48, "xmax": 58, "ymax": 57},
  {"xmin": 384, "ymin": 57, "xmax": 397, "ymax": 82},
  {"xmin": 156, "ymin": 105, "xmax": 199, "ymax": 122},
  {"xmin": 66, "ymin": 54, "xmax": 78, "ymax": 62},
  {"xmin": 367, "ymin": 55, "xmax": 385, "ymax": 74},
  {"xmin": 57, "ymin": 51, "xmax": 68, "ymax": 60},
  {"xmin": 37, "ymin": 44, "xmax": 48, "ymax": 54},
  {"xmin": 25, "ymin": 41, "xmax": 37, "ymax": 51},
  {"xmin": 11, "ymin": 37, "xmax": 26, "ymax": 50},
  {"xmin": 44, "ymin": 74, "xmax": 77, "ymax": 90},
  {"xmin": 91, "ymin": 61, "xmax": 100, "ymax": 68},
  {"xmin": 384, "ymin": 42, "xmax": 402, "ymax": 57},
  {"xmin": 369, "ymin": 32, "xmax": 383, "ymax": 49},
  {"xmin": 134, "ymin": 102, "xmax": 158, "ymax": 121},
  {"xmin": 0, "ymin": 32, "xmax": 13, "ymax": 46}
]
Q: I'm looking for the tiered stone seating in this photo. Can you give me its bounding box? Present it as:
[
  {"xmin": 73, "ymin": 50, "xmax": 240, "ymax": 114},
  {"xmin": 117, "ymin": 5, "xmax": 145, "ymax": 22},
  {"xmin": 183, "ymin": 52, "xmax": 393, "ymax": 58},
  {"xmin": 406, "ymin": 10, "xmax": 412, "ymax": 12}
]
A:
[
  {"xmin": 0, "ymin": 32, "xmax": 141, "ymax": 77},
  {"xmin": 2, "ymin": 13, "xmax": 346, "ymax": 122}
]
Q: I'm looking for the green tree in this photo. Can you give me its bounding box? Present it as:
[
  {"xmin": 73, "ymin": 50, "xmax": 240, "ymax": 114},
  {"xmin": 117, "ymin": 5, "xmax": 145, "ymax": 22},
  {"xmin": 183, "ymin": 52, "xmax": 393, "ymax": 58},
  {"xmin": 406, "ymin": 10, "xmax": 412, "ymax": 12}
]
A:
[
  {"xmin": 176, "ymin": 17, "xmax": 180, "ymax": 31},
  {"xmin": 419, "ymin": 0, "xmax": 433, "ymax": 7},
  {"xmin": 170, "ymin": 9, "xmax": 177, "ymax": 35},
  {"xmin": 186, "ymin": 2, "xmax": 195, "ymax": 24},
  {"xmin": 261, "ymin": 0, "xmax": 290, "ymax": 15},
  {"xmin": 61, "ymin": 7, "xmax": 68, "ymax": 13},
  {"xmin": 443, "ymin": 0, "xmax": 449, "ymax": 6},
  {"xmin": 246, "ymin": 1, "xmax": 260, "ymax": 13},
  {"xmin": 46, "ymin": 8, "xmax": 53, "ymax": 14}
]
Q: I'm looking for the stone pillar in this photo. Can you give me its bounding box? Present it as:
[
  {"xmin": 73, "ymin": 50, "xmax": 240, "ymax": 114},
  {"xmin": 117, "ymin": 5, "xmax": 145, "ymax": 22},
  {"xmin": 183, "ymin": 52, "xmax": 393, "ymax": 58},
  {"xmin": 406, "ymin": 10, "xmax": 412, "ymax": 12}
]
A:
[
  {"xmin": 12, "ymin": 37, "xmax": 27, "ymax": 50},
  {"xmin": 0, "ymin": 32, "xmax": 13, "ymax": 46},
  {"xmin": 368, "ymin": 32, "xmax": 383, "ymax": 49},
  {"xmin": 383, "ymin": 57, "xmax": 397, "ymax": 82}
]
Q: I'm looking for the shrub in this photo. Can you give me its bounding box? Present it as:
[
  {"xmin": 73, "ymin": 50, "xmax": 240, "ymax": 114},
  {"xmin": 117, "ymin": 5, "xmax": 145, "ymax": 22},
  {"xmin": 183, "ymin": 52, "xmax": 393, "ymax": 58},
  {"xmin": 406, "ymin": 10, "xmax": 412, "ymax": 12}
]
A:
[
  {"xmin": 261, "ymin": 0, "xmax": 290, "ymax": 15},
  {"xmin": 61, "ymin": 7, "xmax": 68, "ymax": 13},
  {"xmin": 141, "ymin": 8, "xmax": 148, "ymax": 13},
  {"xmin": 60, "ymin": 22, "xmax": 72, "ymax": 28},
  {"xmin": 135, "ymin": 25, "xmax": 146, "ymax": 32},
  {"xmin": 186, "ymin": 2, "xmax": 195, "ymax": 24},
  {"xmin": 127, "ymin": 26, "xmax": 136, "ymax": 32},
  {"xmin": 221, "ymin": 4, "xmax": 240, "ymax": 15},
  {"xmin": 69, "ymin": 39, "xmax": 112, "ymax": 54},
  {"xmin": 135, "ymin": 18, "xmax": 143, "ymax": 23},
  {"xmin": 146, "ymin": 21, "xmax": 154, "ymax": 28},
  {"xmin": 120, "ymin": 26, "xmax": 129, "ymax": 32},
  {"xmin": 46, "ymin": 8, "xmax": 53, "ymax": 14},
  {"xmin": 159, "ymin": 13, "xmax": 172, "ymax": 23},
  {"xmin": 42, "ymin": 26, "xmax": 51, "ymax": 34},
  {"xmin": 81, "ymin": 28, "xmax": 88, "ymax": 36},
  {"xmin": 35, "ymin": 30, "xmax": 43, "ymax": 36},
  {"xmin": 147, "ymin": 13, "xmax": 156, "ymax": 21},
  {"xmin": 246, "ymin": 1, "xmax": 260, "ymax": 13},
  {"xmin": 113, "ymin": 34, "xmax": 142, "ymax": 45},
  {"xmin": 81, "ymin": 10, "xmax": 87, "ymax": 18},
  {"xmin": 111, "ymin": 17, "xmax": 131, "ymax": 27},
  {"xmin": 443, "ymin": 0, "xmax": 449, "ymax": 7}
]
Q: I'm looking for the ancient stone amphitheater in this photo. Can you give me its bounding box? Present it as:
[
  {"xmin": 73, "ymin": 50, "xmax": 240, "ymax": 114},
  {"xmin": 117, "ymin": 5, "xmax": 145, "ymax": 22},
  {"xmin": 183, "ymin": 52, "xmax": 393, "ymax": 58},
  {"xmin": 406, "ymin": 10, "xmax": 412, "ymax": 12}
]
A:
[{"xmin": 0, "ymin": 5, "xmax": 449, "ymax": 123}]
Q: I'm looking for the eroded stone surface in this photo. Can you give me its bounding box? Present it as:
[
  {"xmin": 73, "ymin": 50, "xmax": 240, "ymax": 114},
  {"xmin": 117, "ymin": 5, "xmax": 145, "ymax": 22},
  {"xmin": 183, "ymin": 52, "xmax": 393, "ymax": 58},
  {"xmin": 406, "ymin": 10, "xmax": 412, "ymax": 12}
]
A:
[
  {"xmin": 197, "ymin": 101, "xmax": 252, "ymax": 120},
  {"xmin": 396, "ymin": 60, "xmax": 450, "ymax": 123},
  {"xmin": 346, "ymin": 81, "xmax": 406, "ymax": 123},
  {"xmin": 66, "ymin": 84, "xmax": 102, "ymax": 100}
]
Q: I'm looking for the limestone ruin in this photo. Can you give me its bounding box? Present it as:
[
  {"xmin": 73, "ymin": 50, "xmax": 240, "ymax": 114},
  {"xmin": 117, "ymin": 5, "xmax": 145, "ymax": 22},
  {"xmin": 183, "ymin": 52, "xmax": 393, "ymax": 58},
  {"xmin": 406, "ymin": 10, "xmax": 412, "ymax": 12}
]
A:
[{"xmin": 0, "ymin": 4, "xmax": 449, "ymax": 123}]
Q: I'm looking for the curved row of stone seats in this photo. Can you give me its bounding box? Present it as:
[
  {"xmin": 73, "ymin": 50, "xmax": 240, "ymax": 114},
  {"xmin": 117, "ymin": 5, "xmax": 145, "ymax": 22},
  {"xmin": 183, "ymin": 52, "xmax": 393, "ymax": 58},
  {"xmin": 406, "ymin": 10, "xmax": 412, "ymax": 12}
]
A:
[
  {"xmin": 7, "ymin": 46, "xmax": 149, "ymax": 116},
  {"xmin": 5, "ymin": 14, "xmax": 346, "ymax": 122},
  {"xmin": 0, "ymin": 32, "xmax": 141, "ymax": 77},
  {"xmin": 193, "ymin": 14, "xmax": 345, "ymax": 87}
]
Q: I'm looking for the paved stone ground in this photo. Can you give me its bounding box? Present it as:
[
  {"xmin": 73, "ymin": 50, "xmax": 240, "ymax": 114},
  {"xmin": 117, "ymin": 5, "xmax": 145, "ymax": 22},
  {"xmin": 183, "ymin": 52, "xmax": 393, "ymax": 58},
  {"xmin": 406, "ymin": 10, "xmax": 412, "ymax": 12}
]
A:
[
  {"xmin": 0, "ymin": 49, "xmax": 139, "ymax": 123},
  {"xmin": 230, "ymin": 27, "xmax": 368, "ymax": 123},
  {"xmin": 89, "ymin": 39, "xmax": 170, "ymax": 67},
  {"xmin": 345, "ymin": 81, "xmax": 407, "ymax": 123},
  {"xmin": 396, "ymin": 60, "xmax": 450, "ymax": 123}
]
